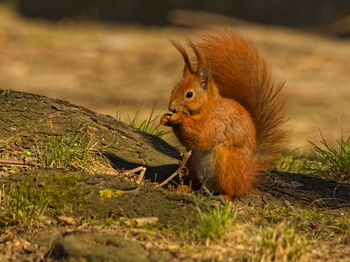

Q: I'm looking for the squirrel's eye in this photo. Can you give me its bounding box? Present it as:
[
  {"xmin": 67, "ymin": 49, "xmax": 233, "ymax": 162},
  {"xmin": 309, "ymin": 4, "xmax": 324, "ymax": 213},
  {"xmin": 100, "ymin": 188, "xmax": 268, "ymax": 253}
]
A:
[{"xmin": 186, "ymin": 91, "xmax": 193, "ymax": 98}]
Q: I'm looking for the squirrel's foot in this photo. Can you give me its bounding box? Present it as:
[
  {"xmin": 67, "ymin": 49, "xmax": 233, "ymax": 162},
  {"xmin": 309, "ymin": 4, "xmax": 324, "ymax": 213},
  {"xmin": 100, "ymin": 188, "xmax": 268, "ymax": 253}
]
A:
[
  {"xmin": 176, "ymin": 185, "xmax": 193, "ymax": 193},
  {"xmin": 217, "ymin": 194, "xmax": 232, "ymax": 201}
]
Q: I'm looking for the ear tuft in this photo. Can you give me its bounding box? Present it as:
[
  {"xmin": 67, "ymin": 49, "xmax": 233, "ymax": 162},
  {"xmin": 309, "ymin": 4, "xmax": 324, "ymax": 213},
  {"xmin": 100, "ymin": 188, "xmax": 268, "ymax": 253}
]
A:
[{"xmin": 199, "ymin": 67, "xmax": 209, "ymax": 90}]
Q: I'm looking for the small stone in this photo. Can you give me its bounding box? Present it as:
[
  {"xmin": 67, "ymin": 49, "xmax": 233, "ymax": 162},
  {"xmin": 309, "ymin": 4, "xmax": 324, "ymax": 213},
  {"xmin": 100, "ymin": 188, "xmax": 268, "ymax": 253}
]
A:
[
  {"xmin": 48, "ymin": 232, "xmax": 149, "ymax": 262},
  {"xmin": 134, "ymin": 217, "xmax": 159, "ymax": 227},
  {"xmin": 58, "ymin": 216, "xmax": 77, "ymax": 225}
]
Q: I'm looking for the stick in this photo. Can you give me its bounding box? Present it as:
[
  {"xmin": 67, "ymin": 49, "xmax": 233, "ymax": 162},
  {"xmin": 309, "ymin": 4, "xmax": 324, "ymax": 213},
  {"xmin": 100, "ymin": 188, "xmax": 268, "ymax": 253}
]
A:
[
  {"xmin": 0, "ymin": 159, "xmax": 35, "ymax": 167},
  {"xmin": 156, "ymin": 150, "xmax": 192, "ymax": 188},
  {"xmin": 123, "ymin": 166, "xmax": 147, "ymax": 184},
  {"xmin": 124, "ymin": 166, "xmax": 145, "ymax": 175},
  {"xmin": 136, "ymin": 167, "xmax": 147, "ymax": 184}
]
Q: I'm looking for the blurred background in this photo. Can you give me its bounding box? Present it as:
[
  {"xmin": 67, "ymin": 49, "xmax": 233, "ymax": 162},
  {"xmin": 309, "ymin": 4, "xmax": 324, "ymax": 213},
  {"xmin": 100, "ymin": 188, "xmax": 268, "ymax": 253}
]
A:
[{"xmin": 0, "ymin": 0, "xmax": 349, "ymax": 151}]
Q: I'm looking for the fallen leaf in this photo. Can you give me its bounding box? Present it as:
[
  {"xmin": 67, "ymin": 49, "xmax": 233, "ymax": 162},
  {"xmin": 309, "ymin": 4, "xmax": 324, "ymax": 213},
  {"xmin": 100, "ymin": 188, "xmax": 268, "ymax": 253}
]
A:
[{"xmin": 58, "ymin": 216, "xmax": 77, "ymax": 225}]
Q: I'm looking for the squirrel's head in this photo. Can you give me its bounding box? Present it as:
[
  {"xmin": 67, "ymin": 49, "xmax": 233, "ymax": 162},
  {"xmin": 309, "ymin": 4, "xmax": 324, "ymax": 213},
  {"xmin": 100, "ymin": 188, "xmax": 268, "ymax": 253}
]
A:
[{"xmin": 168, "ymin": 41, "xmax": 218, "ymax": 116}]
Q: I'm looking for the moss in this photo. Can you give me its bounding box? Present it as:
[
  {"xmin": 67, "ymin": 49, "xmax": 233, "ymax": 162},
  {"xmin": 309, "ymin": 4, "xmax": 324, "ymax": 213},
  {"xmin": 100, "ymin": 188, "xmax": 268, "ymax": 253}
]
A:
[
  {"xmin": 99, "ymin": 189, "xmax": 126, "ymax": 199},
  {"xmin": 6, "ymin": 171, "xmax": 86, "ymax": 219}
]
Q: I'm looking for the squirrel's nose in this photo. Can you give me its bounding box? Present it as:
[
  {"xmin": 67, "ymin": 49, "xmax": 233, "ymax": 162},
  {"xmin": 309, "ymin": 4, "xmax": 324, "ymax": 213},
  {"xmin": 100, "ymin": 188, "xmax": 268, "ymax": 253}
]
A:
[{"xmin": 169, "ymin": 104, "xmax": 177, "ymax": 113}]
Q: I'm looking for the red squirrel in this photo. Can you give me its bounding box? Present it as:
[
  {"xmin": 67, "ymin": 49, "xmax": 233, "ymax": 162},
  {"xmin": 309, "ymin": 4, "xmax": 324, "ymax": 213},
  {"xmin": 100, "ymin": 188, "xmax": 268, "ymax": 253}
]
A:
[{"xmin": 161, "ymin": 32, "xmax": 286, "ymax": 199}]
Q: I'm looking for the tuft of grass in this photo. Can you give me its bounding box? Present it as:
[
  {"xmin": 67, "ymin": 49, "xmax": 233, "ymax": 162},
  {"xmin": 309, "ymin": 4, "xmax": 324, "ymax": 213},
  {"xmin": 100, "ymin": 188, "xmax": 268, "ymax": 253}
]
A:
[
  {"xmin": 37, "ymin": 130, "xmax": 94, "ymax": 168},
  {"xmin": 0, "ymin": 174, "xmax": 86, "ymax": 230},
  {"xmin": 273, "ymin": 149, "xmax": 307, "ymax": 173},
  {"xmin": 305, "ymin": 133, "xmax": 350, "ymax": 183},
  {"xmin": 257, "ymin": 223, "xmax": 307, "ymax": 262},
  {"xmin": 258, "ymin": 204, "xmax": 350, "ymax": 239},
  {"xmin": 0, "ymin": 185, "xmax": 48, "ymax": 230},
  {"xmin": 35, "ymin": 130, "xmax": 111, "ymax": 174},
  {"xmin": 195, "ymin": 201, "xmax": 236, "ymax": 242},
  {"xmin": 115, "ymin": 102, "xmax": 122, "ymax": 122},
  {"xmin": 116, "ymin": 105, "xmax": 169, "ymax": 137},
  {"xmin": 274, "ymin": 133, "xmax": 350, "ymax": 184}
]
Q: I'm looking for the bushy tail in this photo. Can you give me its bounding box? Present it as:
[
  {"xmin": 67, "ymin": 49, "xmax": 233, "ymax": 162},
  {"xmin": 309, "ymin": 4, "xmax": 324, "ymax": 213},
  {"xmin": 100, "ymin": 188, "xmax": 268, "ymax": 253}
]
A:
[{"xmin": 195, "ymin": 32, "xmax": 286, "ymax": 158}]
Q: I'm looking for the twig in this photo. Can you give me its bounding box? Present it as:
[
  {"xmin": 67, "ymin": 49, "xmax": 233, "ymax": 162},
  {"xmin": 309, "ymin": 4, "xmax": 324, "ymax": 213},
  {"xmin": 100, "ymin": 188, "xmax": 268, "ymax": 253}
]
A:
[
  {"xmin": 124, "ymin": 166, "xmax": 145, "ymax": 175},
  {"xmin": 123, "ymin": 166, "xmax": 147, "ymax": 184},
  {"xmin": 0, "ymin": 159, "xmax": 35, "ymax": 167},
  {"xmin": 136, "ymin": 167, "xmax": 147, "ymax": 184},
  {"xmin": 156, "ymin": 150, "xmax": 192, "ymax": 188}
]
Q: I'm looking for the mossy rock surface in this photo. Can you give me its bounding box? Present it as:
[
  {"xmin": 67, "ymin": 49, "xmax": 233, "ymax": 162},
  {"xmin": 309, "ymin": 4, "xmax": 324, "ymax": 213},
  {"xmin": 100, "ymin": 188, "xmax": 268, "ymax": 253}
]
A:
[{"xmin": 1, "ymin": 168, "xmax": 200, "ymax": 227}]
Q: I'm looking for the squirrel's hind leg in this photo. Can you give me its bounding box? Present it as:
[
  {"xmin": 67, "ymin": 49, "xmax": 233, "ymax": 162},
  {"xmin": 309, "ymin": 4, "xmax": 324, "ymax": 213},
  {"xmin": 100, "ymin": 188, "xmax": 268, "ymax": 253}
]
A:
[{"xmin": 214, "ymin": 146, "xmax": 258, "ymax": 198}]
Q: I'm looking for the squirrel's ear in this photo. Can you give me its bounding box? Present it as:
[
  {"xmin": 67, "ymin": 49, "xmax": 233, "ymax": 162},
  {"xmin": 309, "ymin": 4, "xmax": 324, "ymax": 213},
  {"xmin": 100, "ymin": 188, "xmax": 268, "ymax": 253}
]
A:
[
  {"xmin": 188, "ymin": 40, "xmax": 206, "ymax": 70},
  {"xmin": 170, "ymin": 40, "xmax": 194, "ymax": 76},
  {"xmin": 198, "ymin": 67, "xmax": 210, "ymax": 90},
  {"xmin": 188, "ymin": 40, "xmax": 210, "ymax": 89}
]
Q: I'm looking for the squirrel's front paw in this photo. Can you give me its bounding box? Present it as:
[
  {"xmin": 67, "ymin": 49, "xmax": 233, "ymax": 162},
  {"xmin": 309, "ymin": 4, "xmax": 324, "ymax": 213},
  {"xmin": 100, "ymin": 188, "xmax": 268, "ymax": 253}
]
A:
[
  {"xmin": 160, "ymin": 113, "xmax": 172, "ymax": 126},
  {"xmin": 160, "ymin": 113, "xmax": 182, "ymax": 126}
]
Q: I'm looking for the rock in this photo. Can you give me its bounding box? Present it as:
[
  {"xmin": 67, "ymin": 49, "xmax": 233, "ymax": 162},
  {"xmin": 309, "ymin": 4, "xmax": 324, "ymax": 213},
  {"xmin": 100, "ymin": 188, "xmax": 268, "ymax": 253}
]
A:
[{"xmin": 48, "ymin": 231, "xmax": 149, "ymax": 262}]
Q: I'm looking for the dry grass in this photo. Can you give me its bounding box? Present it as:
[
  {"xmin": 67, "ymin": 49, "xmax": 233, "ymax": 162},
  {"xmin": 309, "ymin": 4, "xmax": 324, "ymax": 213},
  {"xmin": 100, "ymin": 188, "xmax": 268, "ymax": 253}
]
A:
[{"xmin": 274, "ymin": 132, "xmax": 350, "ymax": 183}]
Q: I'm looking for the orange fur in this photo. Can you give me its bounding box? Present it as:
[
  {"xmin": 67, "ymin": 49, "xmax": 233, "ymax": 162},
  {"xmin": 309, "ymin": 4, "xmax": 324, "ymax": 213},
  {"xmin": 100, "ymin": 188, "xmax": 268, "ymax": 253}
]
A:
[
  {"xmin": 161, "ymin": 31, "xmax": 286, "ymax": 199},
  {"xmin": 196, "ymin": 32, "xmax": 286, "ymax": 157}
]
